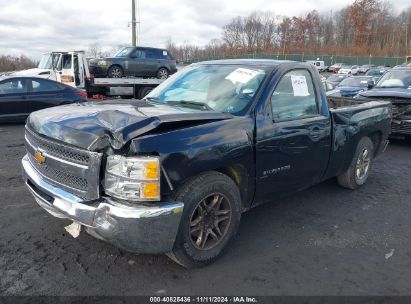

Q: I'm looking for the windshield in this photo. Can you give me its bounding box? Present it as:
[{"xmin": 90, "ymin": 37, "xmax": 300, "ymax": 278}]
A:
[
  {"xmin": 145, "ymin": 64, "xmax": 268, "ymax": 115},
  {"xmin": 114, "ymin": 47, "xmax": 134, "ymax": 57},
  {"xmin": 375, "ymin": 70, "xmax": 411, "ymax": 88},
  {"xmin": 38, "ymin": 53, "xmax": 61, "ymax": 69},
  {"xmin": 366, "ymin": 69, "xmax": 386, "ymax": 77},
  {"xmin": 327, "ymin": 75, "xmax": 347, "ymax": 82},
  {"xmin": 339, "ymin": 77, "xmax": 371, "ymax": 87},
  {"xmin": 340, "ymin": 66, "xmax": 352, "ymax": 69}
]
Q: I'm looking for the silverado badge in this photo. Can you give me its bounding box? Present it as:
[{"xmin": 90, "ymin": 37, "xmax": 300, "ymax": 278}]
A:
[{"xmin": 34, "ymin": 151, "xmax": 46, "ymax": 165}]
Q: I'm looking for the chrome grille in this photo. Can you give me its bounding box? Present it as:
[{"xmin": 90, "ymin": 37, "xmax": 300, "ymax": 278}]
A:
[
  {"xmin": 28, "ymin": 153, "xmax": 88, "ymax": 191},
  {"xmin": 25, "ymin": 127, "xmax": 91, "ymax": 165},
  {"xmin": 24, "ymin": 126, "xmax": 103, "ymax": 200}
]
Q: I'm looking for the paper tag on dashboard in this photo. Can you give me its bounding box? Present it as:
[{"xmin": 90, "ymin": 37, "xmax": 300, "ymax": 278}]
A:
[
  {"xmin": 291, "ymin": 75, "xmax": 309, "ymax": 96},
  {"xmin": 225, "ymin": 68, "xmax": 259, "ymax": 84}
]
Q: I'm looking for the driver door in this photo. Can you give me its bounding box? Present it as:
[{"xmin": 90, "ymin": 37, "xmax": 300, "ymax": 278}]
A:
[
  {"xmin": 59, "ymin": 54, "xmax": 76, "ymax": 87},
  {"xmin": 254, "ymin": 68, "xmax": 331, "ymax": 203}
]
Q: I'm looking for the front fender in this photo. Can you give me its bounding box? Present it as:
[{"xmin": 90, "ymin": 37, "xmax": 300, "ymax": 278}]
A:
[{"xmin": 128, "ymin": 116, "xmax": 255, "ymax": 209}]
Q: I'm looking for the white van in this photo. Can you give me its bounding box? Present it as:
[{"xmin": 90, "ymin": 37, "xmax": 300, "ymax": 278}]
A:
[{"xmin": 306, "ymin": 60, "xmax": 327, "ymax": 72}]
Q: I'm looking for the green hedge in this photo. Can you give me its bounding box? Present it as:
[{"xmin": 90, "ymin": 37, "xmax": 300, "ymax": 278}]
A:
[{"xmin": 187, "ymin": 53, "xmax": 405, "ymax": 67}]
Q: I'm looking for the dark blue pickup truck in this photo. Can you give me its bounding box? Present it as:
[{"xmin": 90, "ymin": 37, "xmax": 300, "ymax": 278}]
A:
[{"xmin": 22, "ymin": 60, "xmax": 391, "ymax": 267}]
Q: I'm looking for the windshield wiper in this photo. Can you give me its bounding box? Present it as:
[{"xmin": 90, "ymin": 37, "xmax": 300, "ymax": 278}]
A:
[
  {"xmin": 166, "ymin": 100, "xmax": 215, "ymax": 111},
  {"xmin": 144, "ymin": 96, "xmax": 161, "ymax": 103}
]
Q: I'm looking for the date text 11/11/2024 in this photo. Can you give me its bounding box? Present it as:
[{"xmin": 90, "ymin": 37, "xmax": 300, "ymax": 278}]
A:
[{"xmin": 149, "ymin": 296, "xmax": 258, "ymax": 303}]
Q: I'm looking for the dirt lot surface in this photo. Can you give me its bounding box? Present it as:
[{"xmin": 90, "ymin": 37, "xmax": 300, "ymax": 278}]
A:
[{"xmin": 1, "ymin": 124, "xmax": 411, "ymax": 296}]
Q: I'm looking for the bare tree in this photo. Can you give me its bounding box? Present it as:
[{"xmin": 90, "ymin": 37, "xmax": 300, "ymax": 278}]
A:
[
  {"xmin": 0, "ymin": 55, "xmax": 37, "ymax": 72},
  {"xmin": 87, "ymin": 43, "xmax": 102, "ymax": 58}
]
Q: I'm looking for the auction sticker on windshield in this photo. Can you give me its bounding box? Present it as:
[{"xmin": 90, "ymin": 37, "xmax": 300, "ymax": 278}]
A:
[
  {"xmin": 291, "ymin": 75, "xmax": 309, "ymax": 96},
  {"xmin": 225, "ymin": 68, "xmax": 259, "ymax": 84}
]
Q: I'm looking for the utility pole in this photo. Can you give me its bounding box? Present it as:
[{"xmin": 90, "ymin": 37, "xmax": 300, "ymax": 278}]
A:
[
  {"xmin": 132, "ymin": 0, "xmax": 137, "ymax": 47},
  {"xmin": 406, "ymin": 20, "xmax": 409, "ymax": 56}
]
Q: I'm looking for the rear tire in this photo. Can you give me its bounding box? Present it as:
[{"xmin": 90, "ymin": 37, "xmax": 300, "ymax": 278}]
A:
[
  {"xmin": 167, "ymin": 171, "xmax": 241, "ymax": 268},
  {"xmin": 337, "ymin": 137, "xmax": 374, "ymax": 190},
  {"xmin": 157, "ymin": 67, "xmax": 169, "ymax": 79},
  {"xmin": 107, "ymin": 65, "xmax": 123, "ymax": 78}
]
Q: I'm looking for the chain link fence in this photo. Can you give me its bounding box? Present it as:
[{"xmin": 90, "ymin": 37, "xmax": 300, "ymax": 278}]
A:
[{"xmin": 187, "ymin": 53, "xmax": 406, "ymax": 67}]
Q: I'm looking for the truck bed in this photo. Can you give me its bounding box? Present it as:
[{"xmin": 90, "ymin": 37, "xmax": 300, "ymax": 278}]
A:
[{"xmin": 322, "ymin": 97, "xmax": 392, "ymax": 181}]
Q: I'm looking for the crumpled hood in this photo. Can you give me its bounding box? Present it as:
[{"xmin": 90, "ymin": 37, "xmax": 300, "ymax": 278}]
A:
[
  {"xmin": 359, "ymin": 88, "xmax": 411, "ymax": 100},
  {"xmin": 27, "ymin": 100, "xmax": 233, "ymax": 151}
]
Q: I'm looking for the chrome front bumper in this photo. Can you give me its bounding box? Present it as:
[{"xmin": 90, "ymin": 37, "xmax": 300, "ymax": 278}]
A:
[{"xmin": 22, "ymin": 154, "xmax": 184, "ymax": 254}]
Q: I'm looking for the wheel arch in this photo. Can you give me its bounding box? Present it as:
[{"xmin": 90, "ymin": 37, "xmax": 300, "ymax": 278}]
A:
[
  {"xmin": 214, "ymin": 165, "xmax": 250, "ymax": 212},
  {"xmin": 368, "ymin": 131, "xmax": 382, "ymax": 155},
  {"xmin": 158, "ymin": 66, "xmax": 170, "ymax": 73},
  {"xmin": 171, "ymin": 166, "xmax": 249, "ymax": 213}
]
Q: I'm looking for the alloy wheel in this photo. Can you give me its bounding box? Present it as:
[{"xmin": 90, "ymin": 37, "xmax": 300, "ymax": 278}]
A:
[
  {"xmin": 158, "ymin": 69, "xmax": 169, "ymax": 79},
  {"xmin": 189, "ymin": 193, "xmax": 232, "ymax": 250},
  {"xmin": 355, "ymin": 148, "xmax": 371, "ymax": 182}
]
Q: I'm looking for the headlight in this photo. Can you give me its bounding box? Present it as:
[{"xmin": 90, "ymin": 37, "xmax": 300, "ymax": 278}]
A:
[
  {"xmin": 104, "ymin": 155, "xmax": 160, "ymax": 201},
  {"xmin": 97, "ymin": 60, "xmax": 108, "ymax": 66}
]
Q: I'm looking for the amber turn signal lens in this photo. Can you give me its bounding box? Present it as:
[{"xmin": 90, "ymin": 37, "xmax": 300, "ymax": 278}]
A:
[{"xmin": 144, "ymin": 182, "xmax": 159, "ymax": 199}]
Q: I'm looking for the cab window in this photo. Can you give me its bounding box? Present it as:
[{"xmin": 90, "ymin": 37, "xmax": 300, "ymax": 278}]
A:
[
  {"xmin": 62, "ymin": 54, "xmax": 72, "ymax": 69},
  {"xmin": 0, "ymin": 79, "xmax": 28, "ymax": 94},
  {"xmin": 31, "ymin": 79, "xmax": 62, "ymax": 93},
  {"xmin": 271, "ymin": 69, "xmax": 319, "ymax": 121}
]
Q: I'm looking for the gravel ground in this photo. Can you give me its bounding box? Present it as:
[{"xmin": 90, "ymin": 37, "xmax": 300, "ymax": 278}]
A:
[{"xmin": 1, "ymin": 124, "xmax": 411, "ymax": 296}]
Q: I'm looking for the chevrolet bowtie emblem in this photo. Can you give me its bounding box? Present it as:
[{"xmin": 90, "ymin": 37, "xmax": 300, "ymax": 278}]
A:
[{"xmin": 34, "ymin": 150, "xmax": 46, "ymax": 164}]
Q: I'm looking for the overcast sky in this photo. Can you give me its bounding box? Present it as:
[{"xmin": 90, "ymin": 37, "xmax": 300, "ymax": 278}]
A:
[{"xmin": 0, "ymin": 0, "xmax": 409, "ymax": 59}]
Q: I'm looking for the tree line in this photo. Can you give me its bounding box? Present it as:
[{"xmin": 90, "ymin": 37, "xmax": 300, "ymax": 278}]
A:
[
  {"xmin": 167, "ymin": 0, "xmax": 411, "ymax": 63},
  {"xmin": 0, "ymin": 55, "xmax": 37, "ymax": 73}
]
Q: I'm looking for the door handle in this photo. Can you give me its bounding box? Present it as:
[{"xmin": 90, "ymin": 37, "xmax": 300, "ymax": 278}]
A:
[{"xmin": 309, "ymin": 127, "xmax": 322, "ymax": 138}]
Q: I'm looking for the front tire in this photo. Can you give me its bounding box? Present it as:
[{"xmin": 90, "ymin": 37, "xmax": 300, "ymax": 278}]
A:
[
  {"xmin": 337, "ymin": 137, "xmax": 374, "ymax": 189},
  {"xmin": 167, "ymin": 171, "xmax": 241, "ymax": 268},
  {"xmin": 107, "ymin": 65, "xmax": 124, "ymax": 78}
]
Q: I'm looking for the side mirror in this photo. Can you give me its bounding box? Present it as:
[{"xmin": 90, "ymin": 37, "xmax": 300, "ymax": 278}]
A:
[
  {"xmin": 367, "ymin": 80, "xmax": 374, "ymax": 89},
  {"xmin": 129, "ymin": 53, "xmax": 137, "ymax": 59},
  {"xmin": 240, "ymin": 88, "xmax": 255, "ymax": 95}
]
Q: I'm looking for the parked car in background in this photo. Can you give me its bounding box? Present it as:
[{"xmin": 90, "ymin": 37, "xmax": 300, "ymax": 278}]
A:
[
  {"xmin": 359, "ymin": 64, "xmax": 376, "ymax": 74},
  {"xmin": 329, "ymin": 63, "xmax": 345, "ymax": 73},
  {"xmin": 365, "ymin": 68, "xmax": 389, "ymax": 83},
  {"xmin": 306, "ymin": 60, "xmax": 327, "ymax": 72},
  {"xmin": 324, "ymin": 74, "xmax": 350, "ymax": 91},
  {"xmin": 356, "ymin": 66, "xmax": 411, "ymax": 138},
  {"xmin": 326, "ymin": 76, "xmax": 374, "ymax": 97},
  {"xmin": 0, "ymin": 76, "xmax": 87, "ymax": 122},
  {"xmin": 88, "ymin": 47, "xmax": 177, "ymax": 79},
  {"xmin": 338, "ymin": 65, "xmax": 359, "ymax": 75}
]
